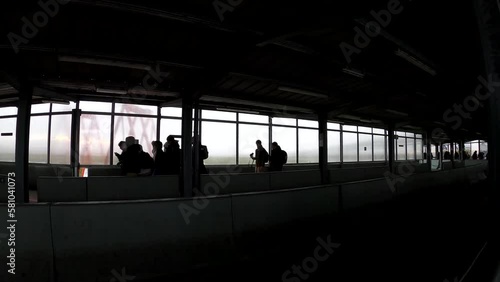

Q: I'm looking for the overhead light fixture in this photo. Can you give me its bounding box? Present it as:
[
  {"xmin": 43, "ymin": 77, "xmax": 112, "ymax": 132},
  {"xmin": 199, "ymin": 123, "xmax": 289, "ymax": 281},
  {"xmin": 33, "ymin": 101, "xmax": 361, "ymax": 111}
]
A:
[
  {"xmin": 58, "ymin": 55, "xmax": 152, "ymax": 71},
  {"xmin": 200, "ymin": 96, "xmax": 314, "ymax": 114},
  {"xmin": 96, "ymin": 88, "xmax": 128, "ymax": 95},
  {"xmin": 395, "ymin": 49, "xmax": 437, "ymax": 76},
  {"xmin": 216, "ymin": 108, "xmax": 260, "ymax": 114},
  {"xmin": 342, "ymin": 67, "xmax": 365, "ymax": 78},
  {"xmin": 277, "ymin": 86, "xmax": 329, "ymax": 99},
  {"xmin": 41, "ymin": 100, "xmax": 70, "ymax": 105},
  {"xmin": 385, "ymin": 109, "xmax": 408, "ymax": 117}
]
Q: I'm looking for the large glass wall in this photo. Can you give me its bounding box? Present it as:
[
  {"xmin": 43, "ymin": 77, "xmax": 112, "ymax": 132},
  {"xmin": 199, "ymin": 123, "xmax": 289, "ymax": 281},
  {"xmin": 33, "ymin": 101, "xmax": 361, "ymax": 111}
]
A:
[{"xmin": 1, "ymin": 103, "xmax": 430, "ymax": 166}]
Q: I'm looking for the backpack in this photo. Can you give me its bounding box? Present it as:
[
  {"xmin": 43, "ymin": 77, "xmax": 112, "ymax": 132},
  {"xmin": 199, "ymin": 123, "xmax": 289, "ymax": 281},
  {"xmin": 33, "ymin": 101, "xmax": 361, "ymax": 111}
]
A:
[
  {"xmin": 201, "ymin": 145, "xmax": 209, "ymax": 160},
  {"xmin": 262, "ymin": 150, "xmax": 269, "ymax": 163},
  {"xmin": 281, "ymin": 150, "xmax": 288, "ymax": 164}
]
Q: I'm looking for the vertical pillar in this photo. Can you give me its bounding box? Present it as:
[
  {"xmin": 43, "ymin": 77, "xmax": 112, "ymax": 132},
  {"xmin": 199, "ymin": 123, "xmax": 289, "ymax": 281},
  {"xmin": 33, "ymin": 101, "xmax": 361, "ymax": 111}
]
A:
[
  {"xmin": 388, "ymin": 124, "xmax": 395, "ymax": 173},
  {"xmin": 450, "ymin": 141, "xmax": 455, "ymax": 169},
  {"xmin": 439, "ymin": 143, "xmax": 444, "ymax": 170},
  {"xmin": 475, "ymin": 0, "xmax": 500, "ymax": 249},
  {"xmin": 193, "ymin": 102, "xmax": 201, "ymax": 191},
  {"xmin": 426, "ymin": 131, "xmax": 432, "ymax": 172},
  {"xmin": 15, "ymin": 85, "xmax": 32, "ymax": 203},
  {"xmin": 70, "ymin": 109, "xmax": 81, "ymax": 177},
  {"xmin": 181, "ymin": 96, "xmax": 193, "ymax": 197},
  {"xmin": 318, "ymin": 113, "xmax": 329, "ymax": 184}
]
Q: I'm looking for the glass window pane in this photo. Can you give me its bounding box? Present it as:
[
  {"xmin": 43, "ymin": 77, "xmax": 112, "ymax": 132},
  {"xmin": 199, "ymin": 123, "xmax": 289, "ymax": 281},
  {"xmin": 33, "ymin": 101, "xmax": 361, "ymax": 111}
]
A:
[
  {"xmin": 51, "ymin": 102, "xmax": 76, "ymax": 112},
  {"xmin": 0, "ymin": 118, "xmax": 16, "ymax": 161},
  {"xmin": 202, "ymin": 110, "xmax": 236, "ymax": 121},
  {"xmin": 416, "ymin": 139, "xmax": 423, "ymax": 160},
  {"xmin": 115, "ymin": 103, "xmax": 157, "ymax": 115},
  {"xmin": 272, "ymin": 126, "xmax": 297, "ymax": 164},
  {"xmin": 416, "ymin": 134, "xmax": 423, "ymax": 139},
  {"xmin": 327, "ymin": 123, "xmax": 340, "ymax": 130},
  {"xmin": 374, "ymin": 135, "xmax": 386, "ymax": 161},
  {"xmin": 80, "ymin": 114, "xmax": 111, "ymax": 165},
  {"xmin": 160, "ymin": 119, "xmax": 182, "ymax": 145},
  {"xmin": 343, "ymin": 132, "xmax": 357, "ymax": 162},
  {"xmin": 298, "ymin": 119, "xmax": 318, "ymax": 128},
  {"xmin": 373, "ymin": 128, "xmax": 385, "ymax": 135},
  {"xmin": 298, "ymin": 128, "xmax": 318, "ymax": 163},
  {"xmin": 239, "ymin": 124, "xmax": 269, "ymax": 164},
  {"xmin": 79, "ymin": 101, "xmax": 112, "ymax": 113},
  {"xmin": 397, "ymin": 137, "xmax": 406, "ymax": 160},
  {"xmin": 407, "ymin": 138, "xmax": 416, "ymax": 160},
  {"xmin": 358, "ymin": 126, "xmax": 372, "ymax": 133},
  {"xmin": 328, "ymin": 131, "xmax": 341, "ymax": 162},
  {"xmin": 29, "ymin": 115, "xmax": 49, "ymax": 163},
  {"xmin": 0, "ymin": 107, "xmax": 17, "ymax": 116},
  {"xmin": 202, "ymin": 121, "xmax": 236, "ymax": 165},
  {"xmin": 479, "ymin": 140, "xmax": 488, "ymax": 154},
  {"xmin": 239, "ymin": 113, "xmax": 268, "ymax": 124},
  {"xmin": 359, "ymin": 134, "xmax": 372, "ymax": 162},
  {"xmin": 406, "ymin": 132, "xmax": 415, "ymax": 138},
  {"xmin": 272, "ymin": 117, "xmax": 296, "ymax": 126},
  {"xmin": 161, "ymin": 107, "xmax": 182, "ymax": 117},
  {"xmin": 50, "ymin": 115, "xmax": 71, "ymax": 164},
  {"xmin": 343, "ymin": 125, "xmax": 357, "ymax": 132},
  {"xmin": 113, "ymin": 116, "xmax": 157, "ymax": 163},
  {"xmin": 471, "ymin": 142, "xmax": 479, "ymax": 155},
  {"xmin": 31, "ymin": 103, "xmax": 50, "ymax": 114}
]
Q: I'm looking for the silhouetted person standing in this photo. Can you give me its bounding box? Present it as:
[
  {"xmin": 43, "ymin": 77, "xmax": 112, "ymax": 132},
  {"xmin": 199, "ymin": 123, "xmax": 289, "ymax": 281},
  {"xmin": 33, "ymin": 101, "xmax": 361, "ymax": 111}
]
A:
[
  {"xmin": 192, "ymin": 137, "xmax": 209, "ymax": 174},
  {"xmin": 478, "ymin": 152, "xmax": 485, "ymax": 160},
  {"xmin": 152, "ymin": 141, "xmax": 168, "ymax": 175},
  {"xmin": 250, "ymin": 140, "xmax": 269, "ymax": 173},
  {"xmin": 138, "ymin": 145, "xmax": 154, "ymax": 176},
  {"xmin": 269, "ymin": 142, "xmax": 285, "ymax": 172},
  {"xmin": 165, "ymin": 135, "xmax": 181, "ymax": 175},
  {"xmin": 472, "ymin": 151, "xmax": 478, "ymax": 160},
  {"xmin": 121, "ymin": 136, "xmax": 141, "ymax": 175},
  {"xmin": 114, "ymin": 141, "xmax": 127, "ymax": 165}
]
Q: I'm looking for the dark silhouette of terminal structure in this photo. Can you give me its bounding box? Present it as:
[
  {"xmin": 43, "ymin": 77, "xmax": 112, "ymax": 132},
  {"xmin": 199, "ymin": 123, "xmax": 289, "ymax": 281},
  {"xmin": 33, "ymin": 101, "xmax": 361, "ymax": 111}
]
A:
[{"xmin": 0, "ymin": 1, "xmax": 499, "ymax": 281}]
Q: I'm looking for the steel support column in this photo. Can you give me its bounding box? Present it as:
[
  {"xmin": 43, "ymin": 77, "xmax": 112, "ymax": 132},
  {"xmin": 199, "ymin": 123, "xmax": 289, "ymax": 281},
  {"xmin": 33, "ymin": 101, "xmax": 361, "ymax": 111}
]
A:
[{"xmin": 15, "ymin": 84, "xmax": 32, "ymax": 203}]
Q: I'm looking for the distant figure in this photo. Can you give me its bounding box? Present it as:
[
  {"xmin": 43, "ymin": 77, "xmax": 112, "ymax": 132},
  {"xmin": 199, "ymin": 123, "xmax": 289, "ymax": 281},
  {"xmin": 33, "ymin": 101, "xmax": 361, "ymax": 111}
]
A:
[
  {"xmin": 152, "ymin": 141, "xmax": 168, "ymax": 175},
  {"xmin": 121, "ymin": 136, "xmax": 141, "ymax": 175},
  {"xmin": 192, "ymin": 137, "xmax": 209, "ymax": 174},
  {"xmin": 250, "ymin": 140, "xmax": 269, "ymax": 173},
  {"xmin": 114, "ymin": 141, "xmax": 127, "ymax": 165},
  {"xmin": 472, "ymin": 151, "xmax": 478, "ymax": 160},
  {"xmin": 454, "ymin": 151, "xmax": 460, "ymax": 160},
  {"xmin": 138, "ymin": 145, "xmax": 155, "ymax": 176},
  {"xmin": 165, "ymin": 135, "xmax": 181, "ymax": 175},
  {"xmin": 269, "ymin": 142, "xmax": 285, "ymax": 172},
  {"xmin": 478, "ymin": 152, "xmax": 485, "ymax": 160},
  {"xmin": 444, "ymin": 151, "xmax": 451, "ymax": 160}
]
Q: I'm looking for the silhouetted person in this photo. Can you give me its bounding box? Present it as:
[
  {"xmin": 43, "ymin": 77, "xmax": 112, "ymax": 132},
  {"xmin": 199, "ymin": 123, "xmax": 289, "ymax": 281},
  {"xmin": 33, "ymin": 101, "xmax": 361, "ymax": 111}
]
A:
[
  {"xmin": 192, "ymin": 137, "xmax": 208, "ymax": 174},
  {"xmin": 250, "ymin": 140, "xmax": 269, "ymax": 173},
  {"xmin": 454, "ymin": 151, "xmax": 460, "ymax": 160},
  {"xmin": 121, "ymin": 136, "xmax": 141, "ymax": 175},
  {"xmin": 269, "ymin": 142, "xmax": 285, "ymax": 172},
  {"xmin": 444, "ymin": 151, "xmax": 451, "ymax": 160},
  {"xmin": 478, "ymin": 152, "xmax": 485, "ymax": 160},
  {"xmin": 472, "ymin": 151, "xmax": 478, "ymax": 160},
  {"xmin": 152, "ymin": 141, "xmax": 168, "ymax": 175},
  {"xmin": 114, "ymin": 141, "xmax": 127, "ymax": 165},
  {"xmin": 165, "ymin": 135, "xmax": 181, "ymax": 175},
  {"xmin": 138, "ymin": 145, "xmax": 155, "ymax": 176}
]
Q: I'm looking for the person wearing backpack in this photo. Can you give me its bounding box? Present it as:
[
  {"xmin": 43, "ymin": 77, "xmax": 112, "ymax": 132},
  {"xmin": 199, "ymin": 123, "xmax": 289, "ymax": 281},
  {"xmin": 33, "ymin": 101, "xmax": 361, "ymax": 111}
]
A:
[
  {"xmin": 250, "ymin": 140, "xmax": 269, "ymax": 173},
  {"xmin": 192, "ymin": 137, "xmax": 209, "ymax": 174},
  {"xmin": 269, "ymin": 141, "xmax": 286, "ymax": 172}
]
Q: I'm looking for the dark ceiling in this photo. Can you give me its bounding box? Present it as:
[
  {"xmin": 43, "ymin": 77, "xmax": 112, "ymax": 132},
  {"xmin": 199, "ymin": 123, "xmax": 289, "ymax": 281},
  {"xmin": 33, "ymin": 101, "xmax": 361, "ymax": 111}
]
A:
[{"xmin": 0, "ymin": 0, "xmax": 487, "ymax": 141}]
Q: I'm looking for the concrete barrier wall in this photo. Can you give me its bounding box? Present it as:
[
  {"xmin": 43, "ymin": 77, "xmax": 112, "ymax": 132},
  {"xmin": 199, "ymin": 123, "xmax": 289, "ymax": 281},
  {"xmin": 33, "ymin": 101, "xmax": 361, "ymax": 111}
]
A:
[
  {"xmin": 0, "ymin": 174, "xmax": 8, "ymax": 203},
  {"xmin": 330, "ymin": 166, "xmax": 388, "ymax": 183},
  {"xmin": 341, "ymin": 178, "xmax": 394, "ymax": 210},
  {"xmin": 50, "ymin": 197, "xmax": 234, "ymax": 281},
  {"xmin": 0, "ymin": 204, "xmax": 54, "ymax": 282},
  {"xmin": 231, "ymin": 185, "xmax": 339, "ymax": 235},
  {"xmin": 200, "ymin": 172, "xmax": 270, "ymax": 195},
  {"xmin": 270, "ymin": 170, "xmax": 322, "ymax": 190},
  {"xmin": 87, "ymin": 176, "xmax": 180, "ymax": 201},
  {"xmin": 38, "ymin": 177, "xmax": 87, "ymax": 202},
  {"xmin": 87, "ymin": 166, "xmax": 122, "ymax": 176}
]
